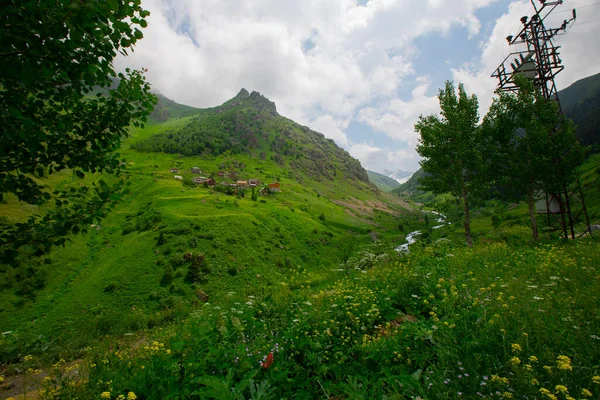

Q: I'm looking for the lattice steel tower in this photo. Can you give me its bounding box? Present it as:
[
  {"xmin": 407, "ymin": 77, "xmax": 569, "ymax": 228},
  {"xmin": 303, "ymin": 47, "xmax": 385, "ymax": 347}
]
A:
[{"xmin": 491, "ymin": 0, "xmax": 591, "ymax": 239}]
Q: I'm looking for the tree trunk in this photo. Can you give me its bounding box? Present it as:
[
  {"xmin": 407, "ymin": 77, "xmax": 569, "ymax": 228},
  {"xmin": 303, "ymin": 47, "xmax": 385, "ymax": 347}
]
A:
[
  {"xmin": 527, "ymin": 190, "xmax": 539, "ymax": 241},
  {"xmin": 462, "ymin": 184, "xmax": 473, "ymax": 248}
]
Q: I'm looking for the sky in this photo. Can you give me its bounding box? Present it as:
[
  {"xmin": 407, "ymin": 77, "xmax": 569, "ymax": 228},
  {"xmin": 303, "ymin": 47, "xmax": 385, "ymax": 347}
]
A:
[{"xmin": 115, "ymin": 0, "xmax": 600, "ymax": 174}]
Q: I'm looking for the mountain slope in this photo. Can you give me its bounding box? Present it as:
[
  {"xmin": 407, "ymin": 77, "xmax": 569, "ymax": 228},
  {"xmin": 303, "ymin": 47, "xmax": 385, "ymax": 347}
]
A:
[
  {"xmin": 0, "ymin": 90, "xmax": 412, "ymax": 361},
  {"xmin": 383, "ymin": 169, "xmax": 414, "ymax": 184},
  {"xmin": 133, "ymin": 89, "xmax": 368, "ymax": 184},
  {"xmin": 148, "ymin": 93, "xmax": 202, "ymax": 122},
  {"xmin": 558, "ymin": 71, "xmax": 600, "ymax": 147},
  {"xmin": 367, "ymin": 170, "xmax": 401, "ymax": 192}
]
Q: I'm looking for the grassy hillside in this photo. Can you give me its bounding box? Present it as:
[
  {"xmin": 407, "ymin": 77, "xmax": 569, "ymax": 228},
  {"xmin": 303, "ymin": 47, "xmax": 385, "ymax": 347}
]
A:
[
  {"xmin": 367, "ymin": 170, "xmax": 402, "ymax": 192},
  {"xmin": 0, "ymin": 93, "xmax": 414, "ymax": 366},
  {"xmin": 133, "ymin": 89, "xmax": 368, "ymax": 185},
  {"xmin": 148, "ymin": 93, "xmax": 202, "ymax": 123},
  {"xmin": 3, "ymin": 230, "xmax": 599, "ymax": 399},
  {"xmin": 559, "ymin": 71, "xmax": 600, "ymax": 147}
]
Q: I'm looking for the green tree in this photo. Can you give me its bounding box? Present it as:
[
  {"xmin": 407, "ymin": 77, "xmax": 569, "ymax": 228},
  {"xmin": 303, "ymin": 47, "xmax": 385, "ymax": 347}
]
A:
[
  {"xmin": 483, "ymin": 75, "xmax": 583, "ymax": 241},
  {"xmin": 0, "ymin": 1, "xmax": 156, "ymax": 264},
  {"xmin": 415, "ymin": 81, "xmax": 486, "ymax": 247}
]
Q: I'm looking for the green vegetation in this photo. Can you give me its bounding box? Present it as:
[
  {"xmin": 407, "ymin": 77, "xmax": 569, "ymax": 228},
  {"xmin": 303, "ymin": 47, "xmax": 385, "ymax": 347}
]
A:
[
  {"xmin": 1, "ymin": 4, "xmax": 599, "ymax": 397},
  {"xmin": 559, "ymin": 71, "xmax": 600, "ymax": 148},
  {"xmin": 0, "ymin": 0, "xmax": 155, "ymax": 268},
  {"xmin": 484, "ymin": 75, "xmax": 583, "ymax": 241},
  {"xmin": 4, "ymin": 231, "xmax": 599, "ymax": 399},
  {"xmin": 416, "ymin": 81, "xmax": 484, "ymax": 247},
  {"xmin": 367, "ymin": 170, "xmax": 402, "ymax": 192},
  {"xmin": 0, "ymin": 93, "xmax": 412, "ymax": 371},
  {"xmin": 132, "ymin": 89, "xmax": 368, "ymax": 185}
]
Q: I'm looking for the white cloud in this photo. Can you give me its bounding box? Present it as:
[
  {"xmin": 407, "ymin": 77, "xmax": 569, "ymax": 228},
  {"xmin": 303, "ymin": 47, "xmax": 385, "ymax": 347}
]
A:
[
  {"xmin": 113, "ymin": 0, "xmax": 599, "ymax": 172},
  {"xmin": 349, "ymin": 143, "xmax": 421, "ymax": 172}
]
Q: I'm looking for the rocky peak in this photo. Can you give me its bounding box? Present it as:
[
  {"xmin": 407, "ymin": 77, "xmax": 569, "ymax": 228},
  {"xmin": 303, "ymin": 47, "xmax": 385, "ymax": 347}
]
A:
[{"xmin": 236, "ymin": 88, "xmax": 250, "ymax": 98}]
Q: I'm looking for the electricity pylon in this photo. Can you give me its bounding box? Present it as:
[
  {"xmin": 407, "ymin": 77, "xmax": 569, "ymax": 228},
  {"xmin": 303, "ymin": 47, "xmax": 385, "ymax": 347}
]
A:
[{"xmin": 491, "ymin": 0, "xmax": 591, "ymax": 239}]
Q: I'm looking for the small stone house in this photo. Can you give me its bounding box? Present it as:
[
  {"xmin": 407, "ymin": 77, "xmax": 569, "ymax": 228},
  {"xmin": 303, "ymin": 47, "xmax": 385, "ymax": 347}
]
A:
[
  {"xmin": 268, "ymin": 182, "xmax": 281, "ymax": 192},
  {"xmin": 205, "ymin": 178, "xmax": 216, "ymax": 186},
  {"xmin": 192, "ymin": 177, "xmax": 208, "ymax": 184},
  {"xmin": 248, "ymin": 178, "xmax": 259, "ymax": 187},
  {"xmin": 237, "ymin": 180, "xmax": 248, "ymax": 188},
  {"xmin": 169, "ymin": 168, "xmax": 179, "ymax": 173},
  {"xmin": 190, "ymin": 167, "xmax": 201, "ymax": 174},
  {"xmin": 174, "ymin": 175, "xmax": 183, "ymax": 180},
  {"xmin": 217, "ymin": 171, "xmax": 225, "ymax": 177}
]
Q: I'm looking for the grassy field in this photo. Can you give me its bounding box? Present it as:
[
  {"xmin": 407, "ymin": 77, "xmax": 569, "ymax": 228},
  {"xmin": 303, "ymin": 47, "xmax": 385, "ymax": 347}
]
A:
[
  {"xmin": 2, "ymin": 228, "xmax": 598, "ymax": 399},
  {"xmin": 0, "ymin": 115, "xmax": 416, "ymax": 368}
]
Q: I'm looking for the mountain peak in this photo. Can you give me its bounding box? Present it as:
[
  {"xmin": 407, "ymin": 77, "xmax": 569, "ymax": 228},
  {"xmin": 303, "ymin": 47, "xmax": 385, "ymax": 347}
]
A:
[
  {"xmin": 236, "ymin": 88, "xmax": 250, "ymax": 98},
  {"xmin": 225, "ymin": 88, "xmax": 277, "ymax": 116}
]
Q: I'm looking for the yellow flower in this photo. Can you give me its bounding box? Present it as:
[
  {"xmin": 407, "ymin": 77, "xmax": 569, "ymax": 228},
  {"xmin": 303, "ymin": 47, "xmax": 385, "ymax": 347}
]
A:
[
  {"xmin": 581, "ymin": 388, "xmax": 593, "ymax": 397},
  {"xmin": 23, "ymin": 355, "xmax": 33, "ymax": 362},
  {"xmin": 592, "ymin": 375, "xmax": 600, "ymax": 384},
  {"xmin": 556, "ymin": 355, "xmax": 572, "ymax": 371},
  {"xmin": 117, "ymin": 396, "xmax": 125, "ymax": 400},
  {"xmin": 510, "ymin": 357, "xmax": 521, "ymax": 366},
  {"xmin": 502, "ymin": 392, "xmax": 513, "ymax": 398},
  {"xmin": 101, "ymin": 392, "xmax": 111, "ymax": 399},
  {"xmin": 540, "ymin": 388, "xmax": 551, "ymax": 395},
  {"xmin": 543, "ymin": 365, "xmax": 553, "ymax": 374},
  {"xmin": 531, "ymin": 378, "xmax": 539, "ymax": 385},
  {"xmin": 127, "ymin": 392, "xmax": 137, "ymax": 400},
  {"xmin": 511, "ymin": 343, "xmax": 522, "ymax": 353},
  {"xmin": 555, "ymin": 385, "xmax": 568, "ymax": 394},
  {"xmin": 524, "ymin": 364, "xmax": 533, "ymax": 371},
  {"xmin": 529, "ymin": 355, "xmax": 538, "ymax": 363}
]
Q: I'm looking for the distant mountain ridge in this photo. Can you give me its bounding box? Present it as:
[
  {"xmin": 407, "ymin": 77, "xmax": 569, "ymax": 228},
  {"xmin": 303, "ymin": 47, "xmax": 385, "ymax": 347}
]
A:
[
  {"xmin": 149, "ymin": 93, "xmax": 201, "ymax": 122},
  {"xmin": 558, "ymin": 71, "xmax": 600, "ymax": 147},
  {"xmin": 133, "ymin": 89, "xmax": 370, "ymax": 184},
  {"xmin": 383, "ymin": 169, "xmax": 414, "ymax": 184},
  {"xmin": 367, "ymin": 170, "xmax": 401, "ymax": 192}
]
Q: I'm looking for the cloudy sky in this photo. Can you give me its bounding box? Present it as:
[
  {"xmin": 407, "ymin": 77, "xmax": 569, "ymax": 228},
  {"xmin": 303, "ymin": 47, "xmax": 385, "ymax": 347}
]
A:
[{"xmin": 115, "ymin": 0, "xmax": 600, "ymax": 173}]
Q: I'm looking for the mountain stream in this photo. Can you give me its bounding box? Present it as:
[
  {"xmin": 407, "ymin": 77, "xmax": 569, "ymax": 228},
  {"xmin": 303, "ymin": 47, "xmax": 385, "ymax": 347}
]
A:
[{"xmin": 396, "ymin": 211, "xmax": 450, "ymax": 253}]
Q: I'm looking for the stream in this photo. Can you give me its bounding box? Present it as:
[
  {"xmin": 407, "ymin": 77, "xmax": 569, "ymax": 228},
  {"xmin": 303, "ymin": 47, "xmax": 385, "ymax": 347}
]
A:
[{"xmin": 396, "ymin": 211, "xmax": 450, "ymax": 253}]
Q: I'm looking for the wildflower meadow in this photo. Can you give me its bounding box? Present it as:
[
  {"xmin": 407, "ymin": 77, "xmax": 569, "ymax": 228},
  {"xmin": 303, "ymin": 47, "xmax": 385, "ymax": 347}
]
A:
[{"xmin": 5, "ymin": 229, "xmax": 598, "ymax": 399}]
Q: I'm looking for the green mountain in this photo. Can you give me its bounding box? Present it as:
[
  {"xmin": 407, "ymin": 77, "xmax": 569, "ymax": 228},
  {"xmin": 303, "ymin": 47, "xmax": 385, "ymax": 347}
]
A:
[
  {"xmin": 0, "ymin": 89, "xmax": 411, "ymax": 362},
  {"xmin": 133, "ymin": 89, "xmax": 369, "ymax": 184},
  {"xmin": 393, "ymin": 168, "xmax": 426, "ymax": 197},
  {"xmin": 367, "ymin": 170, "xmax": 402, "ymax": 192},
  {"xmin": 148, "ymin": 92, "xmax": 202, "ymax": 122},
  {"xmin": 558, "ymin": 71, "xmax": 600, "ymax": 147}
]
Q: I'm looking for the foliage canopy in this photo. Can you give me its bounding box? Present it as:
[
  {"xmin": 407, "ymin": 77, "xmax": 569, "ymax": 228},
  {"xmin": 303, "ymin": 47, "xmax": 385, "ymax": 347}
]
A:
[
  {"xmin": 416, "ymin": 81, "xmax": 485, "ymax": 246},
  {"xmin": 0, "ymin": 0, "xmax": 155, "ymax": 263}
]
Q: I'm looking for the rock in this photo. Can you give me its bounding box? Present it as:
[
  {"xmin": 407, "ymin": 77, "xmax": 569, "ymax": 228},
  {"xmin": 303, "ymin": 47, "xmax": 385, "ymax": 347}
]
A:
[{"xmin": 590, "ymin": 224, "xmax": 600, "ymax": 232}]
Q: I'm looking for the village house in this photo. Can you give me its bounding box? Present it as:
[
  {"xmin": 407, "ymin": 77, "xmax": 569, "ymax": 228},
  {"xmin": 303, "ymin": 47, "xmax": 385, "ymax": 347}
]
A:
[
  {"xmin": 169, "ymin": 168, "xmax": 179, "ymax": 173},
  {"xmin": 248, "ymin": 178, "xmax": 259, "ymax": 187},
  {"xmin": 192, "ymin": 177, "xmax": 208, "ymax": 184},
  {"xmin": 174, "ymin": 175, "xmax": 183, "ymax": 180},
  {"xmin": 219, "ymin": 181, "xmax": 229, "ymax": 187},
  {"xmin": 268, "ymin": 182, "xmax": 281, "ymax": 192},
  {"xmin": 228, "ymin": 171, "xmax": 237, "ymax": 179},
  {"xmin": 190, "ymin": 167, "xmax": 201, "ymax": 174},
  {"xmin": 237, "ymin": 180, "xmax": 248, "ymax": 188},
  {"xmin": 205, "ymin": 178, "xmax": 216, "ymax": 186},
  {"xmin": 217, "ymin": 171, "xmax": 225, "ymax": 177}
]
